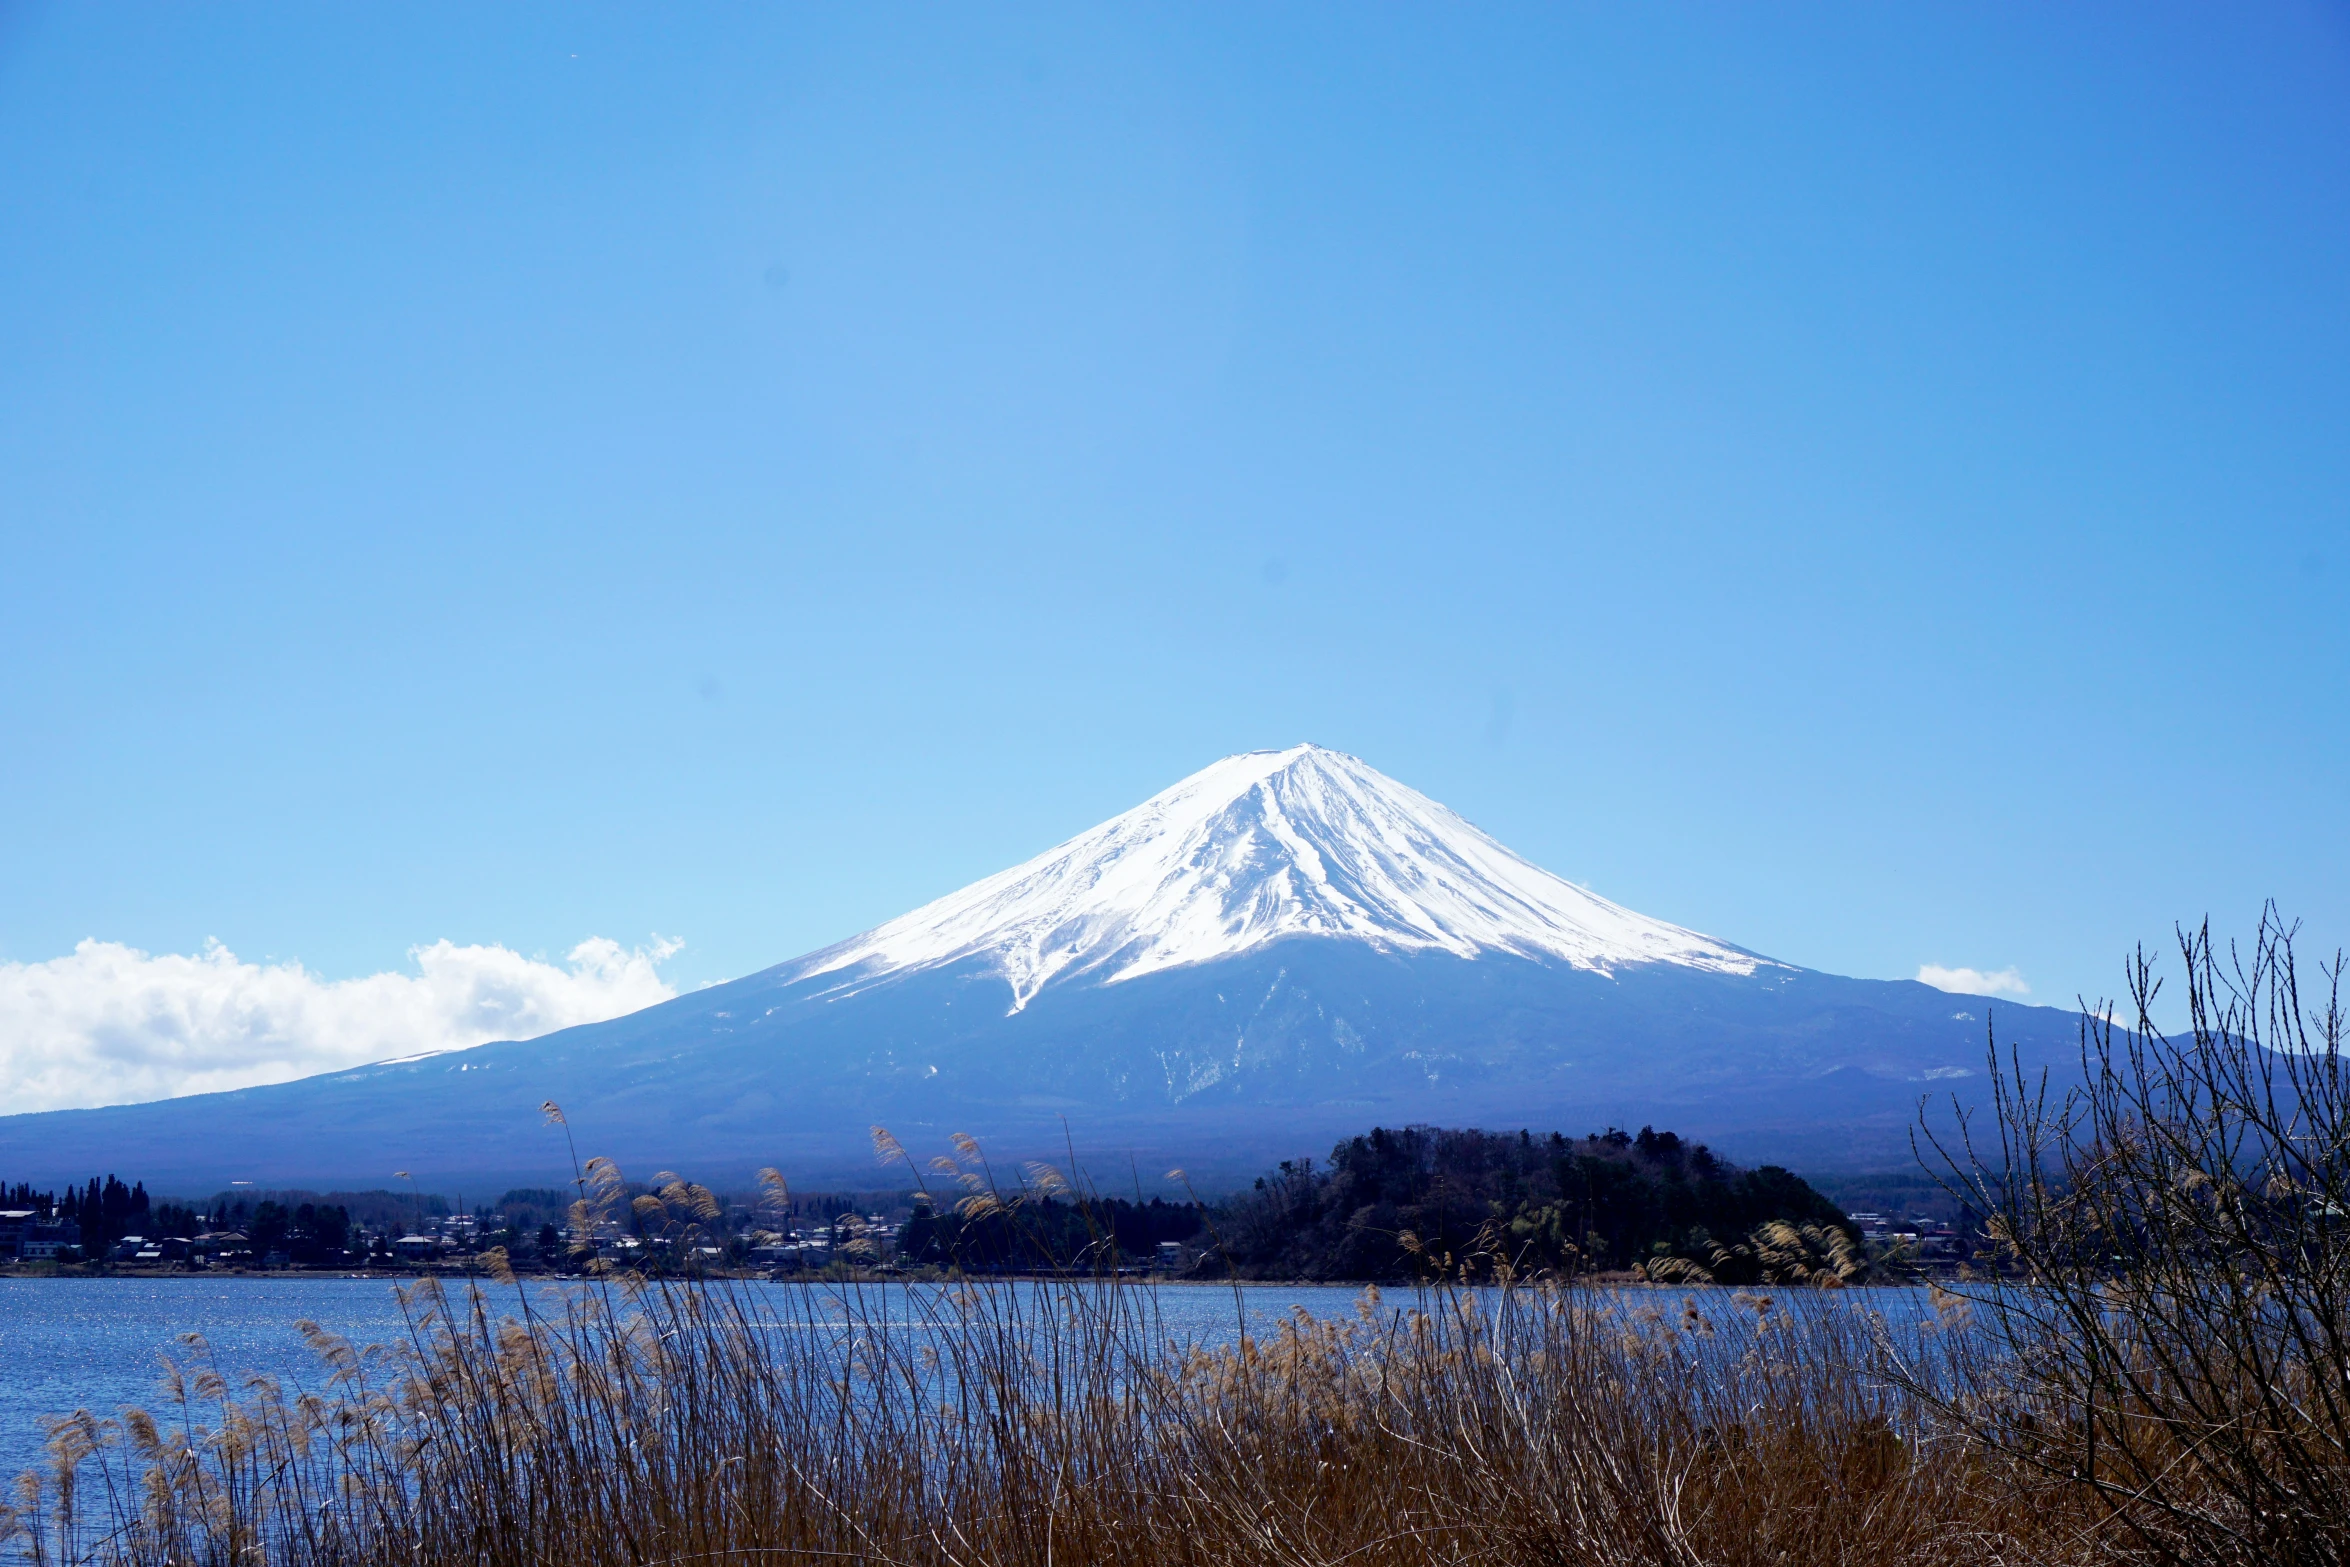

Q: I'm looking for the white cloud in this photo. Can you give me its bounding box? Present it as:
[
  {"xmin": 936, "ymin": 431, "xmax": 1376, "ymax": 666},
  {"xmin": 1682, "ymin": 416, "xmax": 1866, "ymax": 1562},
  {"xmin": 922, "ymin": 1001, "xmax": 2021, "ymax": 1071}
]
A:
[
  {"xmin": 1916, "ymin": 963, "xmax": 2030, "ymax": 999},
  {"xmin": 0, "ymin": 936, "xmax": 681, "ymax": 1114}
]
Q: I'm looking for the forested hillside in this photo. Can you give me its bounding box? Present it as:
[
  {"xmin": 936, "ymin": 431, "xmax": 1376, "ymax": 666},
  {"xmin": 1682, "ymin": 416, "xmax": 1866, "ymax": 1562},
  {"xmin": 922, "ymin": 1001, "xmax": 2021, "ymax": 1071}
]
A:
[
  {"xmin": 1212, "ymin": 1125, "xmax": 1859, "ymax": 1281},
  {"xmin": 898, "ymin": 1123, "xmax": 1864, "ymax": 1283}
]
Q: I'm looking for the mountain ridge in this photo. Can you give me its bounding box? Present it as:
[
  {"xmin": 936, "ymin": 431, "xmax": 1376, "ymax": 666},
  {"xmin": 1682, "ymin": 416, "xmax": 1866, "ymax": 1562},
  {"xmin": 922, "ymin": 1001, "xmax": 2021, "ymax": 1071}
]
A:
[{"xmin": 0, "ymin": 746, "xmax": 2090, "ymax": 1189}]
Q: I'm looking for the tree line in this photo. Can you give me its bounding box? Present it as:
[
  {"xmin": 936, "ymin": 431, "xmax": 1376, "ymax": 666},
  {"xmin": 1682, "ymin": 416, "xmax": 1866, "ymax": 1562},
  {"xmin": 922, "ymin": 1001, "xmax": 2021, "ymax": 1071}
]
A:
[{"xmin": 12, "ymin": 1125, "xmax": 1861, "ymax": 1282}]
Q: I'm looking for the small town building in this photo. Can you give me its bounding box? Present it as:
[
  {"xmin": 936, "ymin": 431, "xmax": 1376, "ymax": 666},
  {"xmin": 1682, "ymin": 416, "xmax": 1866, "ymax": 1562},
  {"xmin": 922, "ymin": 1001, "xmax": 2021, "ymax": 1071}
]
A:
[{"xmin": 0, "ymin": 1211, "xmax": 82, "ymax": 1261}]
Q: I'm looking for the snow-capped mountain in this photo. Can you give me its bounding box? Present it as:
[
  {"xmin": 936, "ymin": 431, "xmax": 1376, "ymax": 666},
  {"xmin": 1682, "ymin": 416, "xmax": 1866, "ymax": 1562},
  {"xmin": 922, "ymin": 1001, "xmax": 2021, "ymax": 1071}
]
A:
[
  {"xmin": 793, "ymin": 745, "xmax": 1769, "ymax": 1011},
  {"xmin": 0, "ymin": 746, "xmax": 2091, "ymax": 1190}
]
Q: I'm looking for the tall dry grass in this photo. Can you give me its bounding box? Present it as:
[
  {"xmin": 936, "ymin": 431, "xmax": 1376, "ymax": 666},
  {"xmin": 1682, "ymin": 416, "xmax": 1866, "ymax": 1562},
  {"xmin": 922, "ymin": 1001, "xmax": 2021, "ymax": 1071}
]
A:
[{"xmin": 3, "ymin": 1261, "xmax": 2116, "ymax": 1567}]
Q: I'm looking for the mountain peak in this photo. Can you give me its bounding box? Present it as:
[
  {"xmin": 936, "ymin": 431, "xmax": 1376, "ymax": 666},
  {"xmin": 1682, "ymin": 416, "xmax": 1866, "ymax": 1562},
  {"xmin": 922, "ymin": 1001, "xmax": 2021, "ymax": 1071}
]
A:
[{"xmin": 791, "ymin": 746, "xmax": 1772, "ymax": 1011}]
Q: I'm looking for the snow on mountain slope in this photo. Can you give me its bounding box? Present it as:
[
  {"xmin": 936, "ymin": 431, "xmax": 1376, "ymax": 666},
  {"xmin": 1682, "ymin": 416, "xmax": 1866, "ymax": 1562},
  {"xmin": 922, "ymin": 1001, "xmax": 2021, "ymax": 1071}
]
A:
[{"xmin": 791, "ymin": 745, "xmax": 1776, "ymax": 1010}]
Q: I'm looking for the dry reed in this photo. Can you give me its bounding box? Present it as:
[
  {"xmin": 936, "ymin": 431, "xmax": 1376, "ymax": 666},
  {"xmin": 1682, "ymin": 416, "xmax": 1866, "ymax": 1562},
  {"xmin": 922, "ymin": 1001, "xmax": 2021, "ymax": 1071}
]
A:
[{"xmin": 0, "ymin": 1261, "xmax": 2127, "ymax": 1567}]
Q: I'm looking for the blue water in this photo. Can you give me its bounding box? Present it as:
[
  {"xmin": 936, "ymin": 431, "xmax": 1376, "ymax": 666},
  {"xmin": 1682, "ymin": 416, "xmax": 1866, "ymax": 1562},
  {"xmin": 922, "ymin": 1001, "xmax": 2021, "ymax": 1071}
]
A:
[
  {"xmin": 0, "ymin": 1278, "xmax": 1937, "ymax": 1484},
  {"xmin": 0, "ymin": 1277, "xmax": 1364, "ymax": 1480}
]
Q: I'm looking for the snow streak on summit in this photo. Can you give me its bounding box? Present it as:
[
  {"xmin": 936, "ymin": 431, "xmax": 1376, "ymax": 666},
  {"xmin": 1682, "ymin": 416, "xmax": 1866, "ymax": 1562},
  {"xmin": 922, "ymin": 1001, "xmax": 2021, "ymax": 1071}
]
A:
[{"xmin": 790, "ymin": 745, "xmax": 1772, "ymax": 1011}]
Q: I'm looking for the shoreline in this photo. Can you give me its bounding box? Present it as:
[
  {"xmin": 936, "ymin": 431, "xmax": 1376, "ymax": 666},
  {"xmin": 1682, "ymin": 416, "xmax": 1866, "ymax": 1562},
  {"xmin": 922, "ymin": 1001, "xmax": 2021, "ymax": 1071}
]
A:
[{"xmin": 0, "ymin": 1266, "xmax": 1935, "ymax": 1288}]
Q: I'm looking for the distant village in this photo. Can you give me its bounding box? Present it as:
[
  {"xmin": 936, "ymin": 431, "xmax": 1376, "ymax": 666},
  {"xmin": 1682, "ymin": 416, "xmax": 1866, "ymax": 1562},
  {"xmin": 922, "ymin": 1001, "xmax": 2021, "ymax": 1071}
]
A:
[
  {"xmin": 1840, "ymin": 1210, "xmax": 1964, "ymax": 1262},
  {"xmin": 0, "ymin": 1176, "xmax": 960, "ymax": 1276},
  {"xmin": 0, "ymin": 1174, "xmax": 1214, "ymax": 1277}
]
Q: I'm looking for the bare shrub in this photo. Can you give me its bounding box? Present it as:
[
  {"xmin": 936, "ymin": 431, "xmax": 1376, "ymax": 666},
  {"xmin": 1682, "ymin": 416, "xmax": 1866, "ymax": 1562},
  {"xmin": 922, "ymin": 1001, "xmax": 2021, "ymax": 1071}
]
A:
[{"xmin": 1906, "ymin": 909, "xmax": 2350, "ymax": 1565}]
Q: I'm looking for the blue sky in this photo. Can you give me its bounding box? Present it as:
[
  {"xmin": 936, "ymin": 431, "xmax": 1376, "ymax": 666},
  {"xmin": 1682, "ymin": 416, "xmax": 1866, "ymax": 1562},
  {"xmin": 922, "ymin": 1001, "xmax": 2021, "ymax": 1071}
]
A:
[{"xmin": 3, "ymin": 4, "xmax": 2347, "ymax": 1104}]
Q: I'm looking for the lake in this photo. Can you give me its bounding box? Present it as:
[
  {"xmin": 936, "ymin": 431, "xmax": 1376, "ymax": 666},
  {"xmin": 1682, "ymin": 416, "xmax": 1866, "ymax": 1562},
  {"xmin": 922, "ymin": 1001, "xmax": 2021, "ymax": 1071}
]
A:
[{"xmin": 0, "ymin": 1276, "xmax": 1940, "ymax": 1484}]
